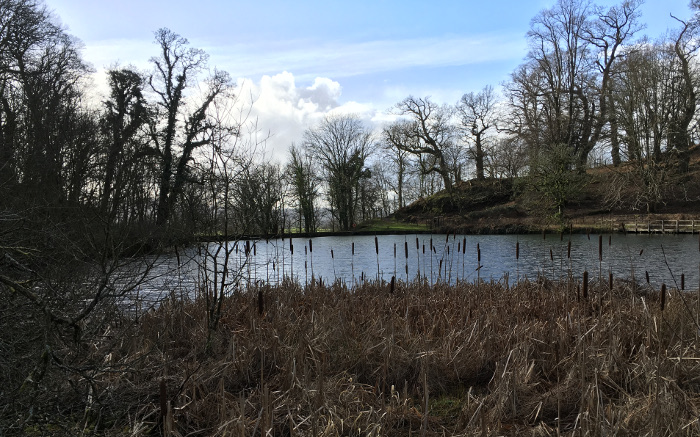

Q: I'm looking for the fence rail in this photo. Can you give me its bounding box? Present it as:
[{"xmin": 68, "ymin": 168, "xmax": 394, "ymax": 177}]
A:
[
  {"xmin": 565, "ymin": 216, "xmax": 699, "ymax": 234},
  {"xmin": 624, "ymin": 219, "xmax": 698, "ymax": 234}
]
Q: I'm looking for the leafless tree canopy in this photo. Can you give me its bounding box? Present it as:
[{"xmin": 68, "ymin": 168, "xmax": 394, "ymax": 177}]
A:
[{"xmin": 303, "ymin": 114, "xmax": 374, "ymax": 230}]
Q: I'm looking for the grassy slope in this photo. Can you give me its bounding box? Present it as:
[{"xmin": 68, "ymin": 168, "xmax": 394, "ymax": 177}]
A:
[{"xmin": 386, "ymin": 149, "xmax": 700, "ymax": 234}]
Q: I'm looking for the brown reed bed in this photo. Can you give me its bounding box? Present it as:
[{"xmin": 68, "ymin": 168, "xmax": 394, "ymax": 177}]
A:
[{"xmin": 47, "ymin": 277, "xmax": 700, "ymax": 435}]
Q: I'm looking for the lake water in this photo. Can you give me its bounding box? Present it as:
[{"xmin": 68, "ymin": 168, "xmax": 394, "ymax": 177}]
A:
[{"xmin": 139, "ymin": 233, "xmax": 700, "ymax": 300}]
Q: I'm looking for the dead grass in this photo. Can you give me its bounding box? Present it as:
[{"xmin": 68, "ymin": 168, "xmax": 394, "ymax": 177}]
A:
[
  {"xmin": 23, "ymin": 276, "xmax": 700, "ymax": 436},
  {"xmin": 8, "ymin": 278, "xmax": 700, "ymax": 436}
]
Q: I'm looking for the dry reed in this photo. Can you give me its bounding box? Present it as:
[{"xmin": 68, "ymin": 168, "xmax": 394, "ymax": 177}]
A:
[{"xmin": 37, "ymin": 275, "xmax": 700, "ymax": 436}]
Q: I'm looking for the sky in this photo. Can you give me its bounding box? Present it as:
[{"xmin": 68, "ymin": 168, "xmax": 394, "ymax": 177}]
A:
[{"xmin": 45, "ymin": 0, "xmax": 694, "ymax": 161}]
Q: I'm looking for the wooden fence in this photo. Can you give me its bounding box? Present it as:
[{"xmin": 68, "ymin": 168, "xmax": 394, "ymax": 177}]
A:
[
  {"xmin": 623, "ymin": 219, "xmax": 698, "ymax": 234},
  {"xmin": 567, "ymin": 216, "xmax": 699, "ymax": 234}
]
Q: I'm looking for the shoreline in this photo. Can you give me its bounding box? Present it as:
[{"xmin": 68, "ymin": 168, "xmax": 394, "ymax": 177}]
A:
[{"xmin": 196, "ymin": 214, "xmax": 700, "ymax": 242}]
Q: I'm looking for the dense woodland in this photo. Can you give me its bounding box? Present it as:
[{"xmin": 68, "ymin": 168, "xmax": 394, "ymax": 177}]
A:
[{"xmin": 2, "ymin": 0, "xmax": 700, "ymax": 434}]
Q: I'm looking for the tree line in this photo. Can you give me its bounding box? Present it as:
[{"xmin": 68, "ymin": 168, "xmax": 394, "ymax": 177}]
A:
[
  {"xmin": 1, "ymin": 0, "xmax": 699, "ymax": 238},
  {"xmin": 292, "ymin": 0, "xmax": 700, "ymax": 230}
]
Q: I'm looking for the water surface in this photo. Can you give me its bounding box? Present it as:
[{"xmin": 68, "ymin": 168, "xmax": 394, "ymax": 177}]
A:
[{"xmin": 139, "ymin": 233, "xmax": 700, "ymax": 300}]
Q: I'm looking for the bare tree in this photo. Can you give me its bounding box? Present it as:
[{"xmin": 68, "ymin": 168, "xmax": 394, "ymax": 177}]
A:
[
  {"xmin": 0, "ymin": 0, "xmax": 92, "ymax": 202},
  {"xmin": 100, "ymin": 67, "xmax": 149, "ymax": 221},
  {"xmin": 582, "ymin": 0, "xmax": 643, "ymax": 166},
  {"xmin": 287, "ymin": 144, "xmax": 319, "ymax": 233},
  {"xmin": 381, "ymin": 120, "xmax": 416, "ymax": 209},
  {"xmin": 0, "ymin": 3, "xmax": 165, "ymax": 419},
  {"xmin": 196, "ymin": 95, "xmax": 266, "ymax": 338},
  {"xmin": 232, "ymin": 162, "xmax": 284, "ymax": 235},
  {"xmin": 145, "ymin": 28, "xmax": 235, "ymax": 226},
  {"xmin": 303, "ymin": 114, "xmax": 373, "ymax": 231},
  {"xmin": 611, "ymin": 41, "xmax": 676, "ymax": 163},
  {"xmin": 506, "ymin": 0, "xmax": 642, "ymax": 170},
  {"xmin": 456, "ymin": 85, "xmax": 497, "ymax": 180},
  {"xmin": 488, "ymin": 136, "xmax": 528, "ymax": 179},
  {"xmin": 369, "ymin": 159, "xmax": 397, "ymax": 215},
  {"xmin": 392, "ymin": 96, "xmax": 457, "ymax": 191},
  {"xmin": 668, "ymin": 14, "xmax": 698, "ymax": 173},
  {"xmin": 605, "ymin": 29, "xmax": 698, "ymax": 210}
]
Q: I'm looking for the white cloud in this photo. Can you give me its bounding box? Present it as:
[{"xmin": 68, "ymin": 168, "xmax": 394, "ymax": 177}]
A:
[
  {"xmin": 235, "ymin": 72, "xmax": 380, "ymax": 162},
  {"xmin": 81, "ymin": 62, "xmax": 382, "ymax": 163},
  {"xmin": 79, "ymin": 31, "xmax": 505, "ymax": 162}
]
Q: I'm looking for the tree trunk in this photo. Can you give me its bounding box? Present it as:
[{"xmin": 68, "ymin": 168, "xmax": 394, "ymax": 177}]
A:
[
  {"xmin": 475, "ymin": 135, "xmax": 485, "ymax": 180},
  {"xmin": 609, "ymin": 94, "xmax": 621, "ymax": 166}
]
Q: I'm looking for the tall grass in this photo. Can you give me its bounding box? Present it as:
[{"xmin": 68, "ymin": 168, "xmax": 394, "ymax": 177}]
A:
[{"xmin": 88, "ymin": 274, "xmax": 700, "ymax": 436}]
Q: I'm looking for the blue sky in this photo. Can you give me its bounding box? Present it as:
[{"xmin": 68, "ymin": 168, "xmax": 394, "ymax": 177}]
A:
[{"xmin": 45, "ymin": 0, "xmax": 694, "ymax": 159}]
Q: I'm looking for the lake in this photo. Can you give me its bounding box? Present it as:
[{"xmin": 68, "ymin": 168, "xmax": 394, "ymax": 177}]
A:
[{"xmin": 139, "ymin": 233, "xmax": 700, "ymax": 300}]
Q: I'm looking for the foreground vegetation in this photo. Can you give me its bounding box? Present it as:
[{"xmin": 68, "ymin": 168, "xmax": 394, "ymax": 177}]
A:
[{"xmin": 6, "ymin": 275, "xmax": 700, "ymax": 436}]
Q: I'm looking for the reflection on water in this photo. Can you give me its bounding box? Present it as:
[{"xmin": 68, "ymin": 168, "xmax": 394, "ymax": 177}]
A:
[{"xmin": 137, "ymin": 233, "xmax": 700, "ymax": 300}]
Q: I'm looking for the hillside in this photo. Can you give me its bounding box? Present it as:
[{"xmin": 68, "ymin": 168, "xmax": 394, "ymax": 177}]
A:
[{"xmin": 388, "ymin": 149, "xmax": 700, "ymax": 234}]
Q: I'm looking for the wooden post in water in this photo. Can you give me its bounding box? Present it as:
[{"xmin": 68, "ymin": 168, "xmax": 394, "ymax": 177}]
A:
[
  {"xmin": 405, "ymin": 240, "xmax": 409, "ymax": 283},
  {"xmin": 660, "ymin": 284, "xmax": 666, "ymax": 311},
  {"xmin": 416, "ymin": 237, "xmax": 421, "ymax": 280},
  {"xmin": 477, "ymin": 243, "xmax": 481, "ymax": 283},
  {"xmin": 375, "ymin": 235, "xmax": 379, "ymax": 281}
]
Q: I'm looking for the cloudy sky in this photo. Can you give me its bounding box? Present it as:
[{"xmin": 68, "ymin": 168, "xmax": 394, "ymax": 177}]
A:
[{"xmin": 45, "ymin": 0, "xmax": 692, "ymax": 160}]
